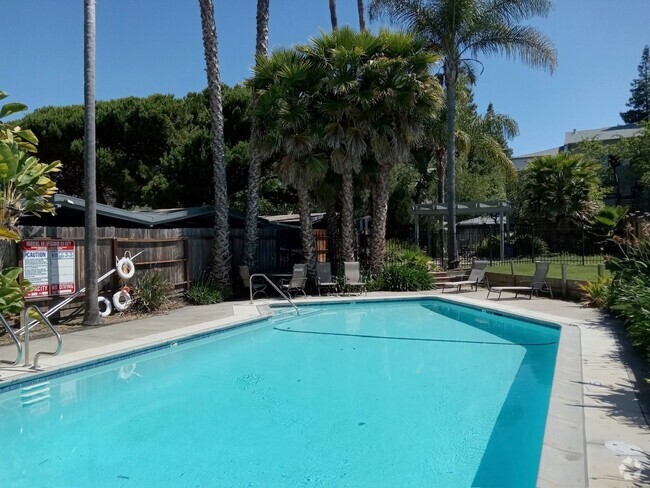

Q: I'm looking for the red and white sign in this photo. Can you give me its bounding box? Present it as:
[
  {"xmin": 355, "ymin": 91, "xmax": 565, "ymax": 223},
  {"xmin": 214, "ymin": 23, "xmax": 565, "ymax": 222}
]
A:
[{"xmin": 22, "ymin": 240, "xmax": 76, "ymax": 298}]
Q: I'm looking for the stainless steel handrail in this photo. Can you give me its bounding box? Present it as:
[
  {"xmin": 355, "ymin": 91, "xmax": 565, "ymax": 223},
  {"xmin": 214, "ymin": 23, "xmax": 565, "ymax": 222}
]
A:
[
  {"xmin": 249, "ymin": 273, "xmax": 300, "ymax": 315},
  {"xmin": 24, "ymin": 305, "xmax": 62, "ymax": 370},
  {"xmin": 0, "ymin": 315, "xmax": 22, "ymax": 366}
]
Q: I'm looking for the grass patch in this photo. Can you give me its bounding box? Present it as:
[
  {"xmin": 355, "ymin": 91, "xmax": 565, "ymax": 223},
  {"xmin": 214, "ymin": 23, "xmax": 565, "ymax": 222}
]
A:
[{"xmin": 487, "ymin": 262, "xmax": 608, "ymax": 282}]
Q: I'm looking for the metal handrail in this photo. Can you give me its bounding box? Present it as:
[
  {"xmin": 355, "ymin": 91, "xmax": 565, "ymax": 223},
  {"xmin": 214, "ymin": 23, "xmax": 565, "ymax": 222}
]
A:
[
  {"xmin": 24, "ymin": 305, "xmax": 62, "ymax": 370},
  {"xmin": 249, "ymin": 273, "xmax": 300, "ymax": 315},
  {"xmin": 0, "ymin": 315, "xmax": 23, "ymax": 366}
]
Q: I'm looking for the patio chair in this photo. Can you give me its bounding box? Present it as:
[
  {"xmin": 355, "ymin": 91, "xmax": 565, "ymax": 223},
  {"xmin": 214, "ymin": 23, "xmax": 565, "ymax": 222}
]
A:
[
  {"xmin": 239, "ymin": 265, "xmax": 267, "ymax": 299},
  {"xmin": 316, "ymin": 262, "xmax": 338, "ymax": 296},
  {"xmin": 280, "ymin": 264, "xmax": 308, "ymax": 298},
  {"xmin": 487, "ymin": 261, "xmax": 554, "ymax": 300},
  {"xmin": 437, "ymin": 260, "xmax": 490, "ymax": 292},
  {"xmin": 343, "ymin": 262, "xmax": 367, "ymax": 296}
]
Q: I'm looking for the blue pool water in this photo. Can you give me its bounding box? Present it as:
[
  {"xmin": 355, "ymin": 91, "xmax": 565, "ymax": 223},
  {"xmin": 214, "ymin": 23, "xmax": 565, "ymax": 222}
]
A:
[{"xmin": 0, "ymin": 299, "xmax": 559, "ymax": 487}]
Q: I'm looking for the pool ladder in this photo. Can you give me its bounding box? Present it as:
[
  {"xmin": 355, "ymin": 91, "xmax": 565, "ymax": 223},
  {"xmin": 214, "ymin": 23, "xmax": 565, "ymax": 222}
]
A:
[
  {"xmin": 249, "ymin": 273, "xmax": 300, "ymax": 315},
  {"xmin": 1, "ymin": 305, "xmax": 62, "ymax": 370}
]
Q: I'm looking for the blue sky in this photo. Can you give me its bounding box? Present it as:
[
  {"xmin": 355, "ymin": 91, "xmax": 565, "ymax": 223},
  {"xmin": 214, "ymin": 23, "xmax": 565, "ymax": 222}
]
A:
[{"xmin": 1, "ymin": 0, "xmax": 649, "ymax": 156}]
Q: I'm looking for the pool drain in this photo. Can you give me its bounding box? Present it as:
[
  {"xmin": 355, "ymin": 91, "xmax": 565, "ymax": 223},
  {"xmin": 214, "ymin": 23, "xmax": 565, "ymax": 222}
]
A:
[{"xmin": 605, "ymin": 441, "xmax": 644, "ymax": 455}]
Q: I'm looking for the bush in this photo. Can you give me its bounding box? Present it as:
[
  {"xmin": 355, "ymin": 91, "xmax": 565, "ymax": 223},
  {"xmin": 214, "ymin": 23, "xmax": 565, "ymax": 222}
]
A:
[
  {"xmin": 512, "ymin": 234, "xmax": 549, "ymax": 257},
  {"xmin": 186, "ymin": 278, "xmax": 224, "ymax": 305},
  {"xmin": 475, "ymin": 236, "xmax": 500, "ymax": 258},
  {"xmin": 371, "ymin": 263, "xmax": 434, "ymax": 291},
  {"xmin": 610, "ymin": 275, "xmax": 650, "ymax": 360},
  {"xmin": 133, "ymin": 270, "xmax": 172, "ymax": 313},
  {"xmin": 385, "ymin": 240, "xmax": 433, "ymax": 269},
  {"xmin": 578, "ymin": 276, "xmax": 612, "ymax": 308},
  {"xmin": 606, "ymin": 226, "xmax": 650, "ymax": 362}
]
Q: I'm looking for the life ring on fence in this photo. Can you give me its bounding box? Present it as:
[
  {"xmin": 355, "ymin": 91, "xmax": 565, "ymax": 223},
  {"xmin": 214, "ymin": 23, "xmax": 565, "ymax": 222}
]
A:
[
  {"xmin": 113, "ymin": 290, "xmax": 132, "ymax": 312},
  {"xmin": 98, "ymin": 296, "xmax": 112, "ymax": 317},
  {"xmin": 116, "ymin": 253, "xmax": 136, "ymax": 280}
]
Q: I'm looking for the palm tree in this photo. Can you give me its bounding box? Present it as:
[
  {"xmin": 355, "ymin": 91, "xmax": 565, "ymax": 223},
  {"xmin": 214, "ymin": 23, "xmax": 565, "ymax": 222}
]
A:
[
  {"xmin": 364, "ymin": 30, "xmax": 442, "ymax": 273},
  {"xmin": 82, "ymin": 0, "xmax": 99, "ymax": 326},
  {"xmin": 329, "ymin": 0, "xmax": 338, "ymax": 29},
  {"xmin": 242, "ymin": 0, "xmax": 270, "ymax": 271},
  {"xmin": 357, "ymin": 0, "xmax": 367, "ymax": 31},
  {"xmin": 370, "ymin": 0, "xmax": 557, "ymax": 268},
  {"xmin": 198, "ymin": 0, "xmax": 231, "ymax": 289},
  {"xmin": 248, "ymin": 50, "xmax": 328, "ymax": 277},
  {"xmin": 300, "ymin": 28, "xmax": 379, "ymax": 263}
]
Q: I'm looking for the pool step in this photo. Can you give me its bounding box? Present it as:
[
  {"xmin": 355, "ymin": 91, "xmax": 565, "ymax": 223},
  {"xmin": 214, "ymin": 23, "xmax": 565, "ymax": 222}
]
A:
[
  {"xmin": 21, "ymin": 382, "xmax": 51, "ymax": 407},
  {"xmin": 271, "ymin": 307, "xmax": 322, "ymax": 324}
]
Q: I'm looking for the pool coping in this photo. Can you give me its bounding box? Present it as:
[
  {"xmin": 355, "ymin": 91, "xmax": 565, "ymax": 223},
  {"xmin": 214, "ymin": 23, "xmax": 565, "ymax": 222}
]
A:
[{"xmin": 0, "ymin": 293, "xmax": 586, "ymax": 486}]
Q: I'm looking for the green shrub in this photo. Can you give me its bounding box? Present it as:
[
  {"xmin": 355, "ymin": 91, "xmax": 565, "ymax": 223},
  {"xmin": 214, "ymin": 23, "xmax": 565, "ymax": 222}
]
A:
[
  {"xmin": 475, "ymin": 236, "xmax": 500, "ymax": 258},
  {"xmin": 577, "ymin": 276, "xmax": 612, "ymax": 308},
  {"xmin": 513, "ymin": 234, "xmax": 549, "ymax": 257},
  {"xmin": 372, "ymin": 263, "xmax": 434, "ymax": 291},
  {"xmin": 133, "ymin": 270, "xmax": 172, "ymax": 313},
  {"xmin": 385, "ymin": 240, "xmax": 433, "ymax": 269},
  {"xmin": 186, "ymin": 279, "xmax": 224, "ymax": 305},
  {"xmin": 609, "ymin": 274, "xmax": 650, "ymax": 360},
  {"xmin": 606, "ymin": 228, "xmax": 650, "ymax": 363}
]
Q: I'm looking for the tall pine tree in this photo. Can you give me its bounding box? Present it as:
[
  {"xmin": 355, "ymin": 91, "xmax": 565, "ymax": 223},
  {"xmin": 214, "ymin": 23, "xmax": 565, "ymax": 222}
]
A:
[{"xmin": 621, "ymin": 46, "xmax": 650, "ymax": 124}]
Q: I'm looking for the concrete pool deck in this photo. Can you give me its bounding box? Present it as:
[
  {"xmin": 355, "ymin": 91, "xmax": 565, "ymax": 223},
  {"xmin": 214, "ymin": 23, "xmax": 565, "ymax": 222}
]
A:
[{"xmin": 1, "ymin": 291, "xmax": 648, "ymax": 487}]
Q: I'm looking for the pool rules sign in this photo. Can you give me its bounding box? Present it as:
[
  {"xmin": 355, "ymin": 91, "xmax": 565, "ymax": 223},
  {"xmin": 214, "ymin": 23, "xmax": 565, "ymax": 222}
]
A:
[{"xmin": 22, "ymin": 240, "xmax": 76, "ymax": 298}]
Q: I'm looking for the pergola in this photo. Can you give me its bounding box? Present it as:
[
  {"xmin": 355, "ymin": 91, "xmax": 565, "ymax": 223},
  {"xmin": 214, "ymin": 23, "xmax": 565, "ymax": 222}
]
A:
[{"xmin": 411, "ymin": 200, "xmax": 513, "ymax": 261}]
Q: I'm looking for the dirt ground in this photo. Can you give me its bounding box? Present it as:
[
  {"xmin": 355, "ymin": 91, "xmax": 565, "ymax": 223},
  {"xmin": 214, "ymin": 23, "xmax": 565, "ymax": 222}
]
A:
[{"xmin": 0, "ymin": 298, "xmax": 187, "ymax": 346}]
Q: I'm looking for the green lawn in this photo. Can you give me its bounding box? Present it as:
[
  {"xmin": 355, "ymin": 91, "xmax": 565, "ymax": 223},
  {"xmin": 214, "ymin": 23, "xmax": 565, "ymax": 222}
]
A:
[{"xmin": 487, "ymin": 262, "xmax": 608, "ymax": 282}]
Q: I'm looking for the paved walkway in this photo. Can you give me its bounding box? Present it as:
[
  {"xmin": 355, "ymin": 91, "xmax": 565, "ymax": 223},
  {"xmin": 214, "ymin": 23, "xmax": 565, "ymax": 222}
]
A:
[{"xmin": 1, "ymin": 291, "xmax": 648, "ymax": 486}]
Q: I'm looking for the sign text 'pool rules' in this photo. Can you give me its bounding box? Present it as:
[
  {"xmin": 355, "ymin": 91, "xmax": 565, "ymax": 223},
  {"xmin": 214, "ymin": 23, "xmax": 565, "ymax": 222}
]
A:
[{"xmin": 21, "ymin": 240, "xmax": 76, "ymax": 298}]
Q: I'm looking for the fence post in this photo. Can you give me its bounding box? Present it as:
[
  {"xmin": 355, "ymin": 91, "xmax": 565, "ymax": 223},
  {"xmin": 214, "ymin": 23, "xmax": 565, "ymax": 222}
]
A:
[
  {"xmin": 597, "ymin": 264, "xmax": 604, "ymax": 278},
  {"xmin": 112, "ymin": 237, "xmax": 119, "ymax": 292},
  {"xmin": 531, "ymin": 224, "xmax": 536, "ymax": 263},
  {"xmin": 561, "ymin": 263, "xmax": 568, "ymax": 299},
  {"xmin": 581, "ymin": 224, "xmax": 585, "ymax": 266},
  {"xmin": 510, "ymin": 261, "xmax": 516, "ymax": 286}
]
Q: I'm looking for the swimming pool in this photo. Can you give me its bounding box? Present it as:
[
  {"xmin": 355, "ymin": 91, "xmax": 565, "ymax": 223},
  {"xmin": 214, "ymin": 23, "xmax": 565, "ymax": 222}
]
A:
[{"xmin": 0, "ymin": 298, "xmax": 559, "ymax": 487}]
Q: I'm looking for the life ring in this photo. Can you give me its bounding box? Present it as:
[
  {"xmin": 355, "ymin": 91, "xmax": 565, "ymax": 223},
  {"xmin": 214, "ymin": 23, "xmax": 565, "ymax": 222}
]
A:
[
  {"xmin": 113, "ymin": 290, "xmax": 132, "ymax": 312},
  {"xmin": 116, "ymin": 256, "xmax": 135, "ymax": 280},
  {"xmin": 98, "ymin": 296, "xmax": 112, "ymax": 317}
]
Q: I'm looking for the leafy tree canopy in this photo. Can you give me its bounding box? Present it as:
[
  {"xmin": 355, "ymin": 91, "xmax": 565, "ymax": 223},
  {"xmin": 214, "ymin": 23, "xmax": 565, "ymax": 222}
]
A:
[{"xmin": 621, "ymin": 46, "xmax": 650, "ymax": 124}]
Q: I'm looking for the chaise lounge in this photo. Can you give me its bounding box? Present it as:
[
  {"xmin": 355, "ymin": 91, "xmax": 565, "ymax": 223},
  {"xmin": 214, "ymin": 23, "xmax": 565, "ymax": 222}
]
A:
[{"xmin": 487, "ymin": 261, "xmax": 553, "ymax": 300}]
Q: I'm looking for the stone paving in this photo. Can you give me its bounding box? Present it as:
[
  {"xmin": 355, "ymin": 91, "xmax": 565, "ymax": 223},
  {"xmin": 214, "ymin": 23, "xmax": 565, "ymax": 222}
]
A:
[{"xmin": 1, "ymin": 290, "xmax": 648, "ymax": 486}]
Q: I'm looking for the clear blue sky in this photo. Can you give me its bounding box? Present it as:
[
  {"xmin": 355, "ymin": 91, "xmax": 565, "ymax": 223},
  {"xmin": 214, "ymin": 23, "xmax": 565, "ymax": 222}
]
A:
[{"xmin": 2, "ymin": 0, "xmax": 649, "ymax": 156}]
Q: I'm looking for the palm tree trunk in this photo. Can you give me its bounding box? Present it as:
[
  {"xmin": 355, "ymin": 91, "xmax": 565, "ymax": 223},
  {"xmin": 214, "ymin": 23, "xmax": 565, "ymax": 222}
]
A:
[
  {"xmin": 357, "ymin": 0, "xmax": 366, "ymax": 31},
  {"xmin": 297, "ymin": 186, "xmax": 317, "ymax": 280},
  {"xmin": 445, "ymin": 61, "xmax": 459, "ymax": 268},
  {"xmin": 329, "ymin": 0, "xmax": 338, "ymax": 30},
  {"xmin": 242, "ymin": 0, "xmax": 270, "ymax": 270},
  {"xmin": 339, "ymin": 165, "xmax": 355, "ymax": 262},
  {"xmin": 325, "ymin": 199, "xmax": 339, "ymax": 268},
  {"xmin": 255, "ymin": 0, "xmax": 270, "ymax": 55},
  {"xmin": 199, "ymin": 0, "xmax": 231, "ymax": 289},
  {"xmin": 436, "ymin": 147, "xmax": 446, "ymax": 203},
  {"xmin": 369, "ymin": 162, "xmax": 391, "ymax": 274},
  {"xmin": 82, "ymin": 0, "xmax": 99, "ymax": 326}
]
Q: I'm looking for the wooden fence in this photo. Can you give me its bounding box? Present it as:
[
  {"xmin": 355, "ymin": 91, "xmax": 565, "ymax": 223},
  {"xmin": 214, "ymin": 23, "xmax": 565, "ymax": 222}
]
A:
[{"xmin": 8, "ymin": 225, "xmax": 330, "ymax": 299}]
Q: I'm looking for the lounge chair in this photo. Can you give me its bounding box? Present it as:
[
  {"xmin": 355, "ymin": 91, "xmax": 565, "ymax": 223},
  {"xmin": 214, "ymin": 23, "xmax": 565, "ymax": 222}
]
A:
[
  {"xmin": 280, "ymin": 264, "xmax": 308, "ymax": 298},
  {"xmin": 316, "ymin": 262, "xmax": 338, "ymax": 296},
  {"xmin": 239, "ymin": 265, "xmax": 267, "ymax": 299},
  {"xmin": 437, "ymin": 260, "xmax": 489, "ymax": 292},
  {"xmin": 487, "ymin": 261, "xmax": 554, "ymax": 300},
  {"xmin": 343, "ymin": 262, "xmax": 367, "ymax": 295}
]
